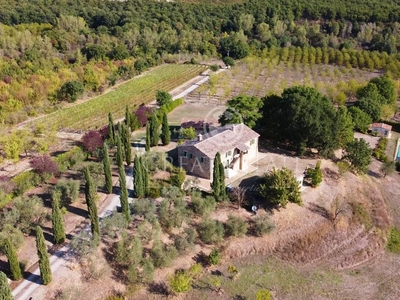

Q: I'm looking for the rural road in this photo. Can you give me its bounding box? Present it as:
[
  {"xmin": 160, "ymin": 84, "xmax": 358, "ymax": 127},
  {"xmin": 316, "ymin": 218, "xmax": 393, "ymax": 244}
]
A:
[
  {"xmin": 11, "ymin": 66, "xmax": 223, "ymax": 300},
  {"xmin": 12, "ymin": 167, "xmax": 134, "ymax": 300}
]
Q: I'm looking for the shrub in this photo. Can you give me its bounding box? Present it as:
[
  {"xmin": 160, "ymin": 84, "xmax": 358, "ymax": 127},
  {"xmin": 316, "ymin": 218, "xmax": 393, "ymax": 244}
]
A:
[
  {"xmin": 170, "ymin": 167, "xmax": 186, "ymax": 188},
  {"xmin": 304, "ymin": 161, "xmax": 323, "ymax": 187},
  {"xmin": 174, "ymin": 228, "xmax": 197, "ymax": 254},
  {"xmin": 55, "ymin": 146, "xmax": 86, "ymax": 172},
  {"xmin": 150, "ymin": 240, "xmax": 178, "ymax": 268},
  {"xmin": 225, "ymin": 215, "xmax": 248, "ymax": 237},
  {"xmin": 387, "ymin": 227, "xmax": 400, "ymax": 254},
  {"xmin": 100, "ymin": 212, "xmax": 129, "ymax": 239},
  {"xmin": 337, "ymin": 161, "xmax": 350, "ymax": 176},
  {"xmin": 134, "ymin": 106, "xmax": 153, "ymax": 127},
  {"xmin": 115, "ymin": 235, "xmax": 143, "ymax": 267},
  {"xmin": 197, "ymin": 219, "xmax": 225, "ymax": 244},
  {"xmin": 30, "ymin": 155, "xmax": 59, "ymax": 180},
  {"xmin": 373, "ymin": 137, "xmax": 388, "ymax": 162},
  {"xmin": 169, "ymin": 270, "xmax": 192, "ymax": 294},
  {"xmin": 253, "ymin": 215, "xmax": 276, "ymax": 237},
  {"xmin": 256, "ymin": 289, "xmax": 273, "ymax": 300},
  {"xmin": 222, "ymin": 56, "xmax": 235, "ymax": 67},
  {"xmin": 58, "ymin": 80, "xmax": 84, "ymax": 103},
  {"xmin": 159, "ymin": 98, "xmax": 184, "ymax": 114},
  {"xmin": 210, "ymin": 64, "xmax": 219, "ymax": 72},
  {"xmin": 52, "ymin": 179, "xmax": 80, "ymax": 206},
  {"xmin": 131, "ymin": 198, "xmax": 157, "ymax": 220},
  {"xmin": 191, "ymin": 191, "xmax": 216, "ymax": 216},
  {"xmin": 82, "ymin": 130, "xmax": 104, "ymax": 154},
  {"xmin": 179, "ymin": 127, "xmax": 196, "ymax": 140},
  {"xmin": 0, "ymin": 224, "xmax": 24, "ymax": 254},
  {"xmin": 208, "ymin": 248, "xmax": 221, "ymax": 265},
  {"xmin": 134, "ymin": 59, "xmax": 149, "ymax": 73},
  {"xmin": 156, "ymin": 90, "xmax": 172, "ymax": 107},
  {"xmin": 188, "ymin": 263, "xmax": 203, "ymax": 278}
]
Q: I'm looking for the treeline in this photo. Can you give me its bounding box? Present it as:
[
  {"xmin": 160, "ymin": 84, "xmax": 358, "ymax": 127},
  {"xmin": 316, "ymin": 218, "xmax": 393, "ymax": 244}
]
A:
[{"xmin": 2, "ymin": 0, "xmax": 400, "ymax": 126}]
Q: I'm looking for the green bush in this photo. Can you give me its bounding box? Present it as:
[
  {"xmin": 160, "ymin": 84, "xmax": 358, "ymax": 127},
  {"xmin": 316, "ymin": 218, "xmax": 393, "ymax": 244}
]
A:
[
  {"xmin": 225, "ymin": 215, "xmax": 248, "ymax": 237},
  {"xmin": 55, "ymin": 146, "xmax": 86, "ymax": 172},
  {"xmin": 159, "ymin": 98, "xmax": 184, "ymax": 115},
  {"xmin": 373, "ymin": 137, "xmax": 388, "ymax": 162},
  {"xmin": 197, "ymin": 219, "xmax": 225, "ymax": 244},
  {"xmin": 191, "ymin": 191, "xmax": 216, "ymax": 217},
  {"xmin": 188, "ymin": 263, "xmax": 203, "ymax": 278},
  {"xmin": 210, "ymin": 64, "xmax": 219, "ymax": 72},
  {"xmin": 169, "ymin": 270, "xmax": 192, "ymax": 294},
  {"xmin": 52, "ymin": 179, "xmax": 80, "ymax": 206},
  {"xmin": 11, "ymin": 171, "xmax": 42, "ymax": 196},
  {"xmin": 208, "ymin": 248, "xmax": 221, "ymax": 265},
  {"xmin": 170, "ymin": 167, "xmax": 186, "ymax": 188},
  {"xmin": 174, "ymin": 228, "xmax": 197, "ymax": 254},
  {"xmin": 387, "ymin": 227, "xmax": 400, "ymax": 254},
  {"xmin": 150, "ymin": 240, "xmax": 178, "ymax": 268},
  {"xmin": 131, "ymin": 198, "xmax": 157, "ymax": 220},
  {"xmin": 304, "ymin": 161, "xmax": 323, "ymax": 187},
  {"xmin": 253, "ymin": 215, "xmax": 276, "ymax": 237},
  {"xmin": 256, "ymin": 289, "xmax": 273, "ymax": 300}
]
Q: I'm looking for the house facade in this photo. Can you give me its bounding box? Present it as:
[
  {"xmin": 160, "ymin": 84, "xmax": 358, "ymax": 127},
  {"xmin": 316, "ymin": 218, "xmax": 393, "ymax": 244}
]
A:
[
  {"xmin": 369, "ymin": 123, "xmax": 392, "ymax": 138},
  {"xmin": 177, "ymin": 123, "xmax": 260, "ymax": 180}
]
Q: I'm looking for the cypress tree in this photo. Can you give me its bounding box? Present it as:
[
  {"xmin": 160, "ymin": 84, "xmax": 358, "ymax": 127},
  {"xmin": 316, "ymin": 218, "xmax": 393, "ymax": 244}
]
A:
[
  {"xmin": 141, "ymin": 157, "xmax": 149, "ymax": 196},
  {"xmin": 35, "ymin": 226, "xmax": 52, "ymax": 285},
  {"xmin": 51, "ymin": 191, "xmax": 66, "ymax": 245},
  {"xmin": 211, "ymin": 152, "xmax": 221, "ymax": 201},
  {"xmin": 161, "ymin": 111, "xmax": 171, "ymax": 146},
  {"xmin": 4, "ymin": 238, "xmax": 22, "ymax": 280},
  {"xmin": 150, "ymin": 112, "xmax": 160, "ymax": 147},
  {"xmin": 123, "ymin": 124, "xmax": 132, "ymax": 166},
  {"xmin": 115, "ymin": 133, "xmax": 124, "ymax": 168},
  {"xmin": 125, "ymin": 105, "xmax": 131, "ymax": 127},
  {"xmin": 108, "ymin": 112, "xmax": 115, "ymax": 145},
  {"xmin": 133, "ymin": 155, "xmax": 144, "ymax": 198},
  {"xmin": 218, "ymin": 160, "xmax": 226, "ymax": 201},
  {"xmin": 145, "ymin": 121, "xmax": 151, "ymax": 152},
  {"xmin": 102, "ymin": 142, "xmax": 113, "ymax": 194},
  {"xmin": 84, "ymin": 167, "xmax": 100, "ymax": 240},
  {"xmin": 0, "ymin": 271, "xmax": 13, "ymax": 300},
  {"xmin": 118, "ymin": 165, "xmax": 130, "ymax": 221},
  {"xmin": 117, "ymin": 121, "xmax": 122, "ymax": 137}
]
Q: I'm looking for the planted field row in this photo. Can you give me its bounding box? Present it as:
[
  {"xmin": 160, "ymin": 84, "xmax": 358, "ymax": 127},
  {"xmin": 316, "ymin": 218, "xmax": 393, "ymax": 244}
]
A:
[{"xmin": 36, "ymin": 64, "xmax": 207, "ymax": 132}]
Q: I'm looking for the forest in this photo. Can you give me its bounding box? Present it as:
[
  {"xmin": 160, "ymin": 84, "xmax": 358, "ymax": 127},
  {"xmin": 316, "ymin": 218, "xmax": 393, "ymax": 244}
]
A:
[{"xmin": 1, "ymin": 0, "xmax": 400, "ymax": 128}]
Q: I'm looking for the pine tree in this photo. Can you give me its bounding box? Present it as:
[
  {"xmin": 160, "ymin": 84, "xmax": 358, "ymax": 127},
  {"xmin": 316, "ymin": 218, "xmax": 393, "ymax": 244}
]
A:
[
  {"xmin": 115, "ymin": 133, "xmax": 124, "ymax": 168},
  {"xmin": 0, "ymin": 271, "xmax": 13, "ymax": 300},
  {"xmin": 35, "ymin": 226, "xmax": 52, "ymax": 285},
  {"xmin": 141, "ymin": 156, "xmax": 149, "ymax": 196},
  {"xmin": 51, "ymin": 191, "xmax": 66, "ymax": 244},
  {"xmin": 118, "ymin": 165, "xmax": 130, "ymax": 221},
  {"xmin": 145, "ymin": 121, "xmax": 151, "ymax": 152},
  {"xmin": 211, "ymin": 152, "xmax": 221, "ymax": 201},
  {"xmin": 108, "ymin": 112, "xmax": 115, "ymax": 145},
  {"xmin": 4, "ymin": 238, "xmax": 22, "ymax": 280},
  {"xmin": 102, "ymin": 142, "xmax": 113, "ymax": 194},
  {"xmin": 150, "ymin": 112, "xmax": 160, "ymax": 147},
  {"xmin": 123, "ymin": 124, "xmax": 132, "ymax": 166},
  {"xmin": 125, "ymin": 105, "xmax": 131, "ymax": 127},
  {"xmin": 161, "ymin": 111, "xmax": 171, "ymax": 146},
  {"xmin": 84, "ymin": 167, "xmax": 100, "ymax": 240},
  {"xmin": 133, "ymin": 155, "xmax": 144, "ymax": 198}
]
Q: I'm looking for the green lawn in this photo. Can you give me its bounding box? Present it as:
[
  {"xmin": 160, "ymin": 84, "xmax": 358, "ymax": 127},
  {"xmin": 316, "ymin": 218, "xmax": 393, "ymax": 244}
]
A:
[{"xmin": 35, "ymin": 64, "xmax": 206, "ymax": 131}]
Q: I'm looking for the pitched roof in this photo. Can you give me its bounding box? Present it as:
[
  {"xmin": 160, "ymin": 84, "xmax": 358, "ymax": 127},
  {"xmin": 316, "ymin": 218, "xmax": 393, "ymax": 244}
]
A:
[
  {"xmin": 180, "ymin": 123, "xmax": 259, "ymax": 158},
  {"xmin": 370, "ymin": 123, "xmax": 392, "ymax": 131}
]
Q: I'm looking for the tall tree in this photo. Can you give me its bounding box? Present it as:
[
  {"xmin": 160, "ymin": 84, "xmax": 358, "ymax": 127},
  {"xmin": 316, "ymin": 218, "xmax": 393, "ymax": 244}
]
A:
[
  {"xmin": 161, "ymin": 111, "xmax": 171, "ymax": 146},
  {"xmin": 122, "ymin": 124, "xmax": 132, "ymax": 166},
  {"xmin": 133, "ymin": 155, "xmax": 144, "ymax": 198},
  {"xmin": 35, "ymin": 226, "xmax": 52, "ymax": 285},
  {"xmin": 102, "ymin": 142, "xmax": 113, "ymax": 194},
  {"xmin": 141, "ymin": 157, "xmax": 149, "ymax": 196},
  {"xmin": 343, "ymin": 138, "xmax": 372, "ymax": 174},
  {"xmin": 150, "ymin": 112, "xmax": 160, "ymax": 147},
  {"xmin": 260, "ymin": 167, "xmax": 302, "ymax": 207},
  {"xmin": 108, "ymin": 112, "xmax": 115, "ymax": 145},
  {"xmin": 219, "ymin": 95, "xmax": 263, "ymax": 128},
  {"xmin": 156, "ymin": 90, "xmax": 172, "ymax": 107},
  {"xmin": 145, "ymin": 121, "xmax": 151, "ymax": 152},
  {"xmin": 118, "ymin": 165, "xmax": 130, "ymax": 222},
  {"xmin": 0, "ymin": 271, "xmax": 13, "ymax": 300},
  {"xmin": 84, "ymin": 166, "xmax": 100, "ymax": 239},
  {"xmin": 51, "ymin": 191, "xmax": 66, "ymax": 245},
  {"xmin": 125, "ymin": 105, "xmax": 131, "ymax": 127},
  {"xmin": 335, "ymin": 106, "xmax": 354, "ymax": 148},
  {"xmin": 115, "ymin": 133, "xmax": 124, "ymax": 168},
  {"xmin": 4, "ymin": 238, "xmax": 22, "ymax": 280},
  {"xmin": 211, "ymin": 153, "xmax": 221, "ymax": 201},
  {"xmin": 218, "ymin": 160, "xmax": 227, "ymax": 201}
]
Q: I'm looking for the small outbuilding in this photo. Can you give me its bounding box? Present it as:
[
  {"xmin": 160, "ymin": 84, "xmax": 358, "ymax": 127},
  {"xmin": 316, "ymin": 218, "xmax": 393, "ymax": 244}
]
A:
[{"xmin": 369, "ymin": 123, "xmax": 392, "ymax": 138}]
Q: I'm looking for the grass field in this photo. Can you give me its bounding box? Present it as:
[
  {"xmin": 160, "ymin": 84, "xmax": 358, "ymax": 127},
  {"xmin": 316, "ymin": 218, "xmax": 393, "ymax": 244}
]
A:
[{"xmin": 35, "ymin": 64, "xmax": 207, "ymax": 132}]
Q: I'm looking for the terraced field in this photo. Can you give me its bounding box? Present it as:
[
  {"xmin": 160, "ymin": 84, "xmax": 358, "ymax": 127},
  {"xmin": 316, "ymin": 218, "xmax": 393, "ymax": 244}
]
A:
[{"xmin": 35, "ymin": 64, "xmax": 207, "ymax": 132}]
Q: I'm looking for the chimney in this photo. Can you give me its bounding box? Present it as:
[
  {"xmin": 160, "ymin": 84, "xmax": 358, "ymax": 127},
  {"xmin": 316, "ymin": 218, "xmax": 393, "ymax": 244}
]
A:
[{"xmin": 197, "ymin": 133, "xmax": 203, "ymax": 141}]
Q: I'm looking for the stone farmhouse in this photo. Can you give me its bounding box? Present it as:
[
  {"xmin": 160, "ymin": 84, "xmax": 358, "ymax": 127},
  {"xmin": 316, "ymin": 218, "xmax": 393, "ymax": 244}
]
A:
[{"xmin": 177, "ymin": 123, "xmax": 260, "ymax": 180}]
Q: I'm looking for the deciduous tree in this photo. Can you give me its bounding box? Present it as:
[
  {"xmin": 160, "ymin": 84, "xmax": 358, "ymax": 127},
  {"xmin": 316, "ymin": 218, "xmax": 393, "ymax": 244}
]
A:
[
  {"xmin": 343, "ymin": 138, "xmax": 372, "ymax": 174},
  {"xmin": 219, "ymin": 95, "xmax": 262, "ymax": 128}
]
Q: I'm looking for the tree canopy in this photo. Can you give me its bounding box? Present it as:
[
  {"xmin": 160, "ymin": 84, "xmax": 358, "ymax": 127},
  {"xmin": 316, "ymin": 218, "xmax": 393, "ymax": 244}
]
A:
[{"xmin": 343, "ymin": 138, "xmax": 372, "ymax": 174}]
